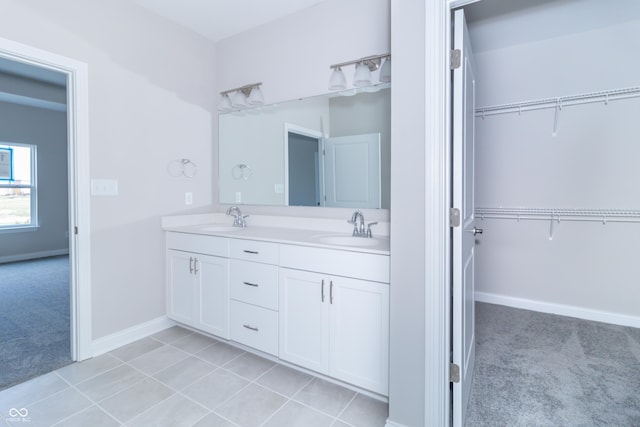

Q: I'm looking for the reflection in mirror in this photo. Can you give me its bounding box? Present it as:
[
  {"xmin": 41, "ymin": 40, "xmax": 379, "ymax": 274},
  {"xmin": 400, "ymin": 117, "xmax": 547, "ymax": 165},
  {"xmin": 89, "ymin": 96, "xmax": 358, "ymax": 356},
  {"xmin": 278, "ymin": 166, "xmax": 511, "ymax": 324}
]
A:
[{"xmin": 219, "ymin": 84, "xmax": 390, "ymax": 208}]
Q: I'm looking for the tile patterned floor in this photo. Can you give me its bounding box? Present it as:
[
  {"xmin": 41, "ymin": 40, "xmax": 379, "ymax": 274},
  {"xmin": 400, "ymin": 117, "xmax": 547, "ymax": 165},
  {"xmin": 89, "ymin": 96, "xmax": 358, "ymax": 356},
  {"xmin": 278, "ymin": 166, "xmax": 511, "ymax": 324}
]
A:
[{"xmin": 0, "ymin": 326, "xmax": 388, "ymax": 427}]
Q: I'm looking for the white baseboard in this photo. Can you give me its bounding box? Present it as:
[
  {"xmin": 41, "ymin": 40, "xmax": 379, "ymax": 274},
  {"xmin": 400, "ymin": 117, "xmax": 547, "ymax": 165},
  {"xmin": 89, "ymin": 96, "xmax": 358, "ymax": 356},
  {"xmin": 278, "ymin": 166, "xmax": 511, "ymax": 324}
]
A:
[
  {"xmin": 384, "ymin": 421, "xmax": 408, "ymax": 427},
  {"xmin": 476, "ymin": 292, "xmax": 640, "ymax": 329},
  {"xmin": 92, "ymin": 316, "xmax": 176, "ymax": 357},
  {"xmin": 0, "ymin": 249, "xmax": 69, "ymax": 264}
]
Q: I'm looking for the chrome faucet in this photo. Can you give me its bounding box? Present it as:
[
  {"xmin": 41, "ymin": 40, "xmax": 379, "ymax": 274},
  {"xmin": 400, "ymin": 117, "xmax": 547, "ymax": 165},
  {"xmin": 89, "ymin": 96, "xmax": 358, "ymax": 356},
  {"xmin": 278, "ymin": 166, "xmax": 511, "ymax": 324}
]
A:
[
  {"xmin": 226, "ymin": 206, "xmax": 248, "ymax": 228},
  {"xmin": 348, "ymin": 210, "xmax": 378, "ymax": 238},
  {"xmin": 349, "ymin": 211, "xmax": 365, "ymax": 236}
]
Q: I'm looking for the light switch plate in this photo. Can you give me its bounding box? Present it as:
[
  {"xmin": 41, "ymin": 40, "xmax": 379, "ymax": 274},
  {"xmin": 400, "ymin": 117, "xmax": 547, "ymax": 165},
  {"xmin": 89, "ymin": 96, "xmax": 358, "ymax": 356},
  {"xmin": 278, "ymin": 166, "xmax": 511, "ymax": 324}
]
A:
[
  {"xmin": 91, "ymin": 179, "xmax": 118, "ymax": 196},
  {"xmin": 185, "ymin": 192, "xmax": 193, "ymax": 205}
]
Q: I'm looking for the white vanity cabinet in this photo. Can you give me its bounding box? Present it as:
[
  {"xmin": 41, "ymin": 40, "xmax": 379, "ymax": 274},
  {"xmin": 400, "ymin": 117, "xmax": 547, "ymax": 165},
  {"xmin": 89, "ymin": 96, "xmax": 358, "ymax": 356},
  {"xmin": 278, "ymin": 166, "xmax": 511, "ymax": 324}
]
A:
[
  {"xmin": 166, "ymin": 232, "xmax": 229, "ymax": 339},
  {"xmin": 228, "ymin": 239, "xmax": 279, "ymax": 356},
  {"xmin": 279, "ymin": 244, "xmax": 390, "ymax": 395},
  {"xmin": 164, "ymin": 224, "xmax": 390, "ymax": 396}
]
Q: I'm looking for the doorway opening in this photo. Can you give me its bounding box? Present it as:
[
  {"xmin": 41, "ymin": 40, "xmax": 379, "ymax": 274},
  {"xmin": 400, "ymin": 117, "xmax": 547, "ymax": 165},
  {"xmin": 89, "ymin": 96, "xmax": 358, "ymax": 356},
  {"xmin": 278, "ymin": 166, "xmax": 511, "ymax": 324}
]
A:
[
  {"xmin": 0, "ymin": 38, "xmax": 92, "ymax": 384},
  {"xmin": 449, "ymin": 0, "xmax": 640, "ymax": 425}
]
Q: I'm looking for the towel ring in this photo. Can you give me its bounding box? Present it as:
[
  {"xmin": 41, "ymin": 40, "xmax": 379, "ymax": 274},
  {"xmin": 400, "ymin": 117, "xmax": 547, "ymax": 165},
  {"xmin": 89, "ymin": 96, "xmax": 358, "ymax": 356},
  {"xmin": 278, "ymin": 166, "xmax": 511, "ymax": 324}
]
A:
[
  {"xmin": 232, "ymin": 164, "xmax": 252, "ymax": 180},
  {"xmin": 168, "ymin": 158, "xmax": 197, "ymax": 178}
]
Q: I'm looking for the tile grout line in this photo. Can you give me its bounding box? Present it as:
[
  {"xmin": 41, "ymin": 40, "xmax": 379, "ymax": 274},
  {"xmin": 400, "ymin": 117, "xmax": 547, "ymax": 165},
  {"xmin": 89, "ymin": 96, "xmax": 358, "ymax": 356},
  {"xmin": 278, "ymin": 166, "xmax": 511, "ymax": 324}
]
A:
[{"xmin": 50, "ymin": 372, "xmax": 126, "ymax": 426}]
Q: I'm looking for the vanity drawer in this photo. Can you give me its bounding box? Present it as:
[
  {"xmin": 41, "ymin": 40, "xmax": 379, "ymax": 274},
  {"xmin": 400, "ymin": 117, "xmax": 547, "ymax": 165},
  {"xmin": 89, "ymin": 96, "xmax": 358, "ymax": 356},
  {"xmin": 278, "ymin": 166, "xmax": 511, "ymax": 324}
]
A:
[
  {"xmin": 229, "ymin": 239, "xmax": 278, "ymax": 264},
  {"xmin": 279, "ymin": 244, "xmax": 389, "ymax": 283},
  {"xmin": 166, "ymin": 232, "xmax": 228, "ymax": 257},
  {"xmin": 230, "ymin": 300, "xmax": 278, "ymax": 356},
  {"xmin": 230, "ymin": 260, "xmax": 278, "ymax": 310}
]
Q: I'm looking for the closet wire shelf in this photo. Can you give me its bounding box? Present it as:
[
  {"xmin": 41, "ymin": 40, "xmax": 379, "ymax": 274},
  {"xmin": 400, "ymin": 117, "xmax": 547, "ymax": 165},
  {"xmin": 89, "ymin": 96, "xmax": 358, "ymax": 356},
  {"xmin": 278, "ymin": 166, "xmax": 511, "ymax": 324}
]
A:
[
  {"xmin": 475, "ymin": 86, "xmax": 640, "ymax": 118},
  {"xmin": 475, "ymin": 207, "xmax": 640, "ymax": 224}
]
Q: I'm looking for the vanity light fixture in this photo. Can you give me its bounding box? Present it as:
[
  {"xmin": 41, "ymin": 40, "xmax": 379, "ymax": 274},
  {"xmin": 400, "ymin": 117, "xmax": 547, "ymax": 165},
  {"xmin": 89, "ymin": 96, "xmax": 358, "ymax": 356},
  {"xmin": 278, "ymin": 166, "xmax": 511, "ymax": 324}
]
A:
[
  {"xmin": 353, "ymin": 62, "xmax": 372, "ymax": 87},
  {"xmin": 329, "ymin": 67, "xmax": 347, "ymax": 90},
  {"xmin": 218, "ymin": 93, "xmax": 232, "ymax": 112},
  {"xmin": 231, "ymin": 91, "xmax": 247, "ymax": 109},
  {"xmin": 218, "ymin": 82, "xmax": 263, "ymax": 112},
  {"xmin": 328, "ymin": 53, "xmax": 390, "ymax": 90},
  {"xmin": 379, "ymin": 57, "xmax": 391, "ymax": 83}
]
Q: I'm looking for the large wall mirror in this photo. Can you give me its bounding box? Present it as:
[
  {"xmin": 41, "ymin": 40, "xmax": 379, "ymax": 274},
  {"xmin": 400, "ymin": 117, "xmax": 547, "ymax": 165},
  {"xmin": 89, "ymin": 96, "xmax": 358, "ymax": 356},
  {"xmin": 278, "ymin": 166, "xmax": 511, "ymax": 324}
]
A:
[{"xmin": 218, "ymin": 84, "xmax": 390, "ymax": 209}]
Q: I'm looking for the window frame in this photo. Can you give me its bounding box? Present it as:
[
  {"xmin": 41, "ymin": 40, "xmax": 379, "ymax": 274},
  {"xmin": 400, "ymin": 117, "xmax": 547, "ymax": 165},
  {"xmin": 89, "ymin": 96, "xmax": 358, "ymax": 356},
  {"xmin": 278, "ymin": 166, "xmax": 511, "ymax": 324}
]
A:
[{"xmin": 0, "ymin": 142, "xmax": 38, "ymax": 232}]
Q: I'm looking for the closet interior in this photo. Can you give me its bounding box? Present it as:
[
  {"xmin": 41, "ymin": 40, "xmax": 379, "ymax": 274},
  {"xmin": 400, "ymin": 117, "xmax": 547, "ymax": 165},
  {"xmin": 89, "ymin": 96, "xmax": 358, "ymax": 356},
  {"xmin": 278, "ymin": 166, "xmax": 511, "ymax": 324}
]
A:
[
  {"xmin": 466, "ymin": 0, "xmax": 640, "ymax": 326},
  {"xmin": 458, "ymin": 1, "xmax": 640, "ymax": 423}
]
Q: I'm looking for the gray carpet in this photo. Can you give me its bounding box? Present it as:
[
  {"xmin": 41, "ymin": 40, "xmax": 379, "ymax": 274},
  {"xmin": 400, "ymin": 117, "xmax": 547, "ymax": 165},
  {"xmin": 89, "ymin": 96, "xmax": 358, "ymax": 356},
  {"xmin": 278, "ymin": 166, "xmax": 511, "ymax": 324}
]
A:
[
  {"xmin": 466, "ymin": 302, "xmax": 640, "ymax": 426},
  {"xmin": 0, "ymin": 255, "xmax": 72, "ymax": 391}
]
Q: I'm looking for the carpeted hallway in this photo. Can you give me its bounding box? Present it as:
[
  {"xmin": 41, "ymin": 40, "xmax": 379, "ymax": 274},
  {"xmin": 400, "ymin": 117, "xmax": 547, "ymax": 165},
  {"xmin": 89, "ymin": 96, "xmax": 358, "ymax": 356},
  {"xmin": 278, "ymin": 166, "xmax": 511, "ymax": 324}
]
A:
[
  {"xmin": 0, "ymin": 255, "xmax": 72, "ymax": 390},
  {"xmin": 466, "ymin": 302, "xmax": 640, "ymax": 426}
]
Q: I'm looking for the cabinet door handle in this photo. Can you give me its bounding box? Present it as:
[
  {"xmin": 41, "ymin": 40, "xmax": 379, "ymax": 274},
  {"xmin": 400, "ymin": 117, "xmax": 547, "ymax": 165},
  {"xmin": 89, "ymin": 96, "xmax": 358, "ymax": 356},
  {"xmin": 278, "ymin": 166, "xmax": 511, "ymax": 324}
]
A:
[
  {"xmin": 243, "ymin": 324, "xmax": 259, "ymax": 332},
  {"xmin": 189, "ymin": 257, "xmax": 194, "ymax": 274},
  {"xmin": 330, "ymin": 280, "xmax": 334, "ymax": 304},
  {"xmin": 321, "ymin": 279, "xmax": 325, "ymax": 302},
  {"xmin": 243, "ymin": 281, "xmax": 259, "ymax": 287},
  {"xmin": 193, "ymin": 258, "xmax": 199, "ymax": 275},
  {"xmin": 243, "ymin": 250, "xmax": 259, "ymax": 255}
]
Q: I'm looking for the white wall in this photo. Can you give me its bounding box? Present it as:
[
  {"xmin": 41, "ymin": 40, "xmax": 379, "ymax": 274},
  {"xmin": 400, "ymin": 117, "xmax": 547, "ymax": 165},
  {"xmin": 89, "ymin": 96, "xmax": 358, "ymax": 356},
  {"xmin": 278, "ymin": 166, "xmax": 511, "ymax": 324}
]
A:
[
  {"xmin": 213, "ymin": 0, "xmax": 390, "ymax": 220},
  {"xmin": 0, "ymin": 101, "xmax": 68, "ymax": 260},
  {"xmin": 0, "ymin": 0, "xmax": 217, "ymax": 339},
  {"xmin": 388, "ymin": 0, "xmax": 428, "ymax": 425},
  {"xmin": 472, "ymin": 17, "xmax": 640, "ymax": 323}
]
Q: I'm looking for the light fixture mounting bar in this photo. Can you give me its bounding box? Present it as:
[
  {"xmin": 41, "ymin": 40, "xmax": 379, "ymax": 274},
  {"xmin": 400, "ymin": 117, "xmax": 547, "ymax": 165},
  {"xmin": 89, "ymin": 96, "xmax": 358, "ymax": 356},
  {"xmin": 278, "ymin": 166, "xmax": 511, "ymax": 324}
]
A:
[
  {"xmin": 220, "ymin": 82, "xmax": 262, "ymax": 97},
  {"xmin": 330, "ymin": 53, "xmax": 390, "ymax": 71}
]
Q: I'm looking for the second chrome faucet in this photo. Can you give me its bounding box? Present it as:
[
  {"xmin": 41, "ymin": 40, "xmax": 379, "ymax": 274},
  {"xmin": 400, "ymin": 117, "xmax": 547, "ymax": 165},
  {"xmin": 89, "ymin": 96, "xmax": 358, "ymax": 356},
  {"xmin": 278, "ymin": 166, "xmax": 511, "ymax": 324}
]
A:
[
  {"xmin": 348, "ymin": 210, "xmax": 377, "ymax": 238},
  {"xmin": 226, "ymin": 206, "xmax": 249, "ymax": 228}
]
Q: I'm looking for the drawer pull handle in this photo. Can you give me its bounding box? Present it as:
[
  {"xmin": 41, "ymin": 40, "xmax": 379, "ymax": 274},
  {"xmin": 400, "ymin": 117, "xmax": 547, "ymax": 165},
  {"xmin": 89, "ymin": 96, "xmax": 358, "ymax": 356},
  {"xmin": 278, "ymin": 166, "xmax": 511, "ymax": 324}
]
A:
[
  {"xmin": 243, "ymin": 281, "xmax": 259, "ymax": 287},
  {"xmin": 189, "ymin": 257, "xmax": 194, "ymax": 274},
  {"xmin": 321, "ymin": 279, "xmax": 325, "ymax": 302},
  {"xmin": 243, "ymin": 324, "xmax": 259, "ymax": 332},
  {"xmin": 330, "ymin": 280, "xmax": 334, "ymax": 304},
  {"xmin": 243, "ymin": 250, "xmax": 259, "ymax": 254}
]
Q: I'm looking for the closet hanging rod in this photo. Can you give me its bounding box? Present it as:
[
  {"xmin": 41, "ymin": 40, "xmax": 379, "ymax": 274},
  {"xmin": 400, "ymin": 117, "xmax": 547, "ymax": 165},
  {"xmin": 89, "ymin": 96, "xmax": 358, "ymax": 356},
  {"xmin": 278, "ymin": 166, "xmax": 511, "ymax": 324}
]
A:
[
  {"xmin": 475, "ymin": 207, "xmax": 640, "ymax": 222},
  {"xmin": 475, "ymin": 86, "xmax": 640, "ymax": 118}
]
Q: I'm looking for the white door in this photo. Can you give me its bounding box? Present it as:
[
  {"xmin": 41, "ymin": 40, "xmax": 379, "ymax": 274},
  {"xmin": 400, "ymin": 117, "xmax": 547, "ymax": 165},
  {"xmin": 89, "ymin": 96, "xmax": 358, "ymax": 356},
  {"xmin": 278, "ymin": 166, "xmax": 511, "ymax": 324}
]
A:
[
  {"xmin": 278, "ymin": 268, "xmax": 330, "ymax": 374},
  {"xmin": 323, "ymin": 134, "xmax": 381, "ymax": 208},
  {"xmin": 452, "ymin": 8, "xmax": 478, "ymax": 427},
  {"xmin": 167, "ymin": 250, "xmax": 197, "ymax": 325},
  {"xmin": 197, "ymin": 254, "xmax": 229, "ymax": 339},
  {"xmin": 329, "ymin": 277, "xmax": 389, "ymax": 395}
]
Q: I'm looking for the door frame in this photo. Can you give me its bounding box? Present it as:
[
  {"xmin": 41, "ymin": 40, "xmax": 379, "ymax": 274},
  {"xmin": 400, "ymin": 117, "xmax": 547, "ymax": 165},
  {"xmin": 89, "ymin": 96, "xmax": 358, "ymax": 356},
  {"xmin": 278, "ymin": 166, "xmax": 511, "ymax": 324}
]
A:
[{"xmin": 0, "ymin": 37, "xmax": 92, "ymax": 361}]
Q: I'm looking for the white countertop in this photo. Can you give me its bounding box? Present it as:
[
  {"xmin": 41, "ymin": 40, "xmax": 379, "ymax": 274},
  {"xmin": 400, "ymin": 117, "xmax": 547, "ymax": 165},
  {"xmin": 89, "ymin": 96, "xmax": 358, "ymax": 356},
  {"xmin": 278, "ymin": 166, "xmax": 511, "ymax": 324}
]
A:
[{"xmin": 162, "ymin": 214, "xmax": 390, "ymax": 255}]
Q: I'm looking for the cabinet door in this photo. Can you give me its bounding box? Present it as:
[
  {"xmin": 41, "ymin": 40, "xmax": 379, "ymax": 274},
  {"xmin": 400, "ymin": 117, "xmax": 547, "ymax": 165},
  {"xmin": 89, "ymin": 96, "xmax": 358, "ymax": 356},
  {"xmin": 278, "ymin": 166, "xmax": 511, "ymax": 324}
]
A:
[
  {"xmin": 196, "ymin": 254, "xmax": 229, "ymax": 339},
  {"xmin": 279, "ymin": 268, "xmax": 329, "ymax": 374},
  {"xmin": 329, "ymin": 277, "xmax": 389, "ymax": 395},
  {"xmin": 167, "ymin": 249, "xmax": 197, "ymax": 325}
]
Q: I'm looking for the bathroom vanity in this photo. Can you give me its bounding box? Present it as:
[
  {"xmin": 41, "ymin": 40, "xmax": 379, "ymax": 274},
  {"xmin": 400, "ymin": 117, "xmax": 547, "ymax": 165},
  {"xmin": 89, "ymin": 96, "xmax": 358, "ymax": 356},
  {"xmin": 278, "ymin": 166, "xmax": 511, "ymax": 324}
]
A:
[{"xmin": 163, "ymin": 214, "xmax": 390, "ymax": 396}]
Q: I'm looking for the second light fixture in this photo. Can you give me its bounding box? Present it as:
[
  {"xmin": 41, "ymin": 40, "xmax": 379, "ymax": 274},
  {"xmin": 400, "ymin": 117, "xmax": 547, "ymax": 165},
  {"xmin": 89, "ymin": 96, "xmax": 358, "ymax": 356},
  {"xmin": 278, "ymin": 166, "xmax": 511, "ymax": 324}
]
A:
[
  {"xmin": 329, "ymin": 53, "xmax": 391, "ymax": 91},
  {"xmin": 218, "ymin": 83, "xmax": 264, "ymax": 112}
]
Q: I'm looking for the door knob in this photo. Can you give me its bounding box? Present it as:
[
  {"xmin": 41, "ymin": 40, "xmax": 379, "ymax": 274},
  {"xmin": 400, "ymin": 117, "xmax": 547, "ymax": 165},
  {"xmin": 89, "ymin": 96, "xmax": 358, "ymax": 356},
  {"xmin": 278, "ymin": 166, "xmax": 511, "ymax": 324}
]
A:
[{"xmin": 472, "ymin": 227, "xmax": 483, "ymax": 236}]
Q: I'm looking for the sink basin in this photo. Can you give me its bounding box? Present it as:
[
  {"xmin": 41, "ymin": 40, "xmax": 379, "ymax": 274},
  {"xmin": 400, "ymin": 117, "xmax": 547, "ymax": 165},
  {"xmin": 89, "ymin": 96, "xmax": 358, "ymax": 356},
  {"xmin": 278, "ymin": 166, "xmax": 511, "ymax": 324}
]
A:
[
  {"xmin": 199, "ymin": 225, "xmax": 241, "ymax": 232},
  {"xmin": 312, "ymin": 234, "xmax": 383, "ymax": 247}
]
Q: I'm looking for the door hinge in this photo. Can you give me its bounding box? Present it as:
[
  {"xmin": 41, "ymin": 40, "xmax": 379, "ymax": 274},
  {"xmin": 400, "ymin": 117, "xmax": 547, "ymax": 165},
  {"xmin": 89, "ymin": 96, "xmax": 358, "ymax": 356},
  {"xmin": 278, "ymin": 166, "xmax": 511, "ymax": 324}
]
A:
[
  {"xmin": 450, "ymin": 49, "xmax": 461, "ymax": 70},
  {"xmin": 450, "ymin": 208, "xmax": 461, "ymax": 228},
  {"xmin": 450, "ymin": 363, "xmax": 460, "ymax": 383}
]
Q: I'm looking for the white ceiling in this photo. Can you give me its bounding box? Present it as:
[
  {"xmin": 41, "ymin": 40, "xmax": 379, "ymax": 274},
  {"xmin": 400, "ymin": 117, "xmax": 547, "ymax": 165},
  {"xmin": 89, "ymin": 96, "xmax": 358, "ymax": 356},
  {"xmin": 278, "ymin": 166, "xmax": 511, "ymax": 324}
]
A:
[
  {"xmin": 129, "ymin": 0, "xmax": 328, "ymax": 43},
  {"xmin": 465, "ymin": 0, "xmax": 640, "ymax": 53}
]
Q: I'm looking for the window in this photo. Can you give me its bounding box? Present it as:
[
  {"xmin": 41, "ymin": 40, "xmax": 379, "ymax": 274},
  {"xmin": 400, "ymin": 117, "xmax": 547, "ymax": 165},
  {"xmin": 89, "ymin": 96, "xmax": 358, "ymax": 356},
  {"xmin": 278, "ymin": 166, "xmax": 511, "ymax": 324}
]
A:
[{"xmin": 0, "ymin": 143, "xmax": 37, "ymax": 230}]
